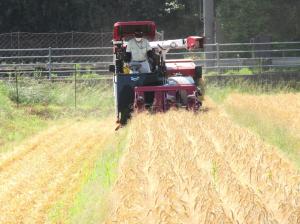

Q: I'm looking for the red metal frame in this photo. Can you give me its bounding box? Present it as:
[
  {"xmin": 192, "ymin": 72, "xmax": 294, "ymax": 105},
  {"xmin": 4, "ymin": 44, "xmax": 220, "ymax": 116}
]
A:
[
  {"xmin": 113, "ymin": 21, "xmax": 156, "ymax": 41},
  {"xmin": 134, "ymin": 85, "xmax": 199, "ymax": 112},
  {"xmin": 186, "ymin": 36, "xmax": 205, "ymax": 50},
  {"xmin": 135, "ymin": 85, "xmax": 197, "ymax": 92},
  {"xmin": 165, "ymin": 59, "xmax": 196, "ymax": 77}
]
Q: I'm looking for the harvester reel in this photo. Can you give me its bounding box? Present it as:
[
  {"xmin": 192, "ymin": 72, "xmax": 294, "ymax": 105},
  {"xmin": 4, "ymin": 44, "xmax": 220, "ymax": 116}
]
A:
[
  {"xmin": 134, "ymin": 96, "xmax": 145, "ymax": 112},
  {"xmin": 166, "ymin": 95, "xmax": 177, "ymax": 110}
]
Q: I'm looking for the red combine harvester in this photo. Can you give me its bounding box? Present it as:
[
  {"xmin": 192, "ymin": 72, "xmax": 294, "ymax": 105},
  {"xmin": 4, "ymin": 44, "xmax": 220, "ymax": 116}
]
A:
[{"xmin": 110, "ymin": 21, "xmax": 205, "ymax": 126}]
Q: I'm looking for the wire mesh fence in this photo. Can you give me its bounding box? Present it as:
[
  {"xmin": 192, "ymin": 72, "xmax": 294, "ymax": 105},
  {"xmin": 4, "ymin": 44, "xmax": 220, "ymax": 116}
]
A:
[
  {"xmin": 0, "ymin": 37, "xmax": 299, "ymax": 77},
  {"xmin": 0, "ymin": 31, "xmax": 165, "ymax": 49},
  {"xmin": 1, "ymin": 72, "xmax": 298, "ymax": 119},
  {"xmin": 0, "ymin": 75, "xmax": 114, "ymax": 118},
  {"xmin": 0, "ymin": 31, "xmax": 165, "ymax": 76},
  {"xmin": 166, "ymin": 41, "xmax": 300, "ymax": 75},
  {"xmin": 1, "ymin": 32, "xmax": 298, "ymax": 119},
  {"xmin": 0, "ymin": 32, "xmax": 114, "ymax": 49}
]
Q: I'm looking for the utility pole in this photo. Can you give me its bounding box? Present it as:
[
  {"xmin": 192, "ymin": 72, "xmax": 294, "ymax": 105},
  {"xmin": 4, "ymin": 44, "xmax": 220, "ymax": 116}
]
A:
[
  {"xmin": 203, "ymin": 0, "xmax": 215, "ymax": 70},
  {"xmin": 199, "ymin": 0, "xmax": 203, "ymax": 24}
]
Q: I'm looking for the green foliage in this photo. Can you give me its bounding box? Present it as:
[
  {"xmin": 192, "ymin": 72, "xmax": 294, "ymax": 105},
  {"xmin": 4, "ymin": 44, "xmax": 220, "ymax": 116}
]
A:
[
  {"xmin": 206, "ymin": 80, "xmax": 299, "ymax": 104},
  {"xmin": 0, "ymin": 82, "xmax": 12, "ymax": 114},
  {"xmin": 0, "ymin": 78, "xmax": 114, "ymax": 151},
  {"xmin": 0, "ymin": 82, "xmax": 47, "ymax": 152},
  {"xmin": 217, "ymin": 0, "xmax": 300, "ymax": 42},
  {"xmin": 6, "ymin": 78, "xmax": 114, "ymax": 118},
  {"xmin": 236, "ymin": 68, "xmax": 253, "ymax": 75},
  {"xmin": 223, "ymin": 67, "xmax": 253, "ymax": 76},
  {"xmin": 206, "ymin": 85, "xmax": 234, "ymax": 103},
  {"xmin": 1, "ymin": 1, "xmax": 299, "ymax": 41},
  {"xmin": 204, "ymin": 71, "xmax": 219, "ymax": 76},
  {"xmin": 0, "ymin": 0, "xmax": 204, "ymax": 38}
]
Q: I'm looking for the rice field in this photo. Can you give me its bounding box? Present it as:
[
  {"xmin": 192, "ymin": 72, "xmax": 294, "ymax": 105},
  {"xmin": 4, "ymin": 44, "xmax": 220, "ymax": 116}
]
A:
[
  {"xmin": 223, "ymin": 93, "xmax": 300, "ymax": 167},
  {"xmin": 1, "ymin": 94, "xmax": 300, "ymax": 223},
  {"xmin": 0, "ymin": 118, "xmax": 115, "ymax": 223},
  {"xmin": 104, "ymin": 98, "xmax": 300, "ymax": 224},
  {"xmin": 225, "ymin": 93, "xmax": 300, "ymax": 138}
]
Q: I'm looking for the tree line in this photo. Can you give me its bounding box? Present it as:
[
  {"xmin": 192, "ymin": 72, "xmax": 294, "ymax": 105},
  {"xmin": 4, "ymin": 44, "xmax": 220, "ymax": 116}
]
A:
[{"xmin": 0, "ymin": 0, "xmax": 299, "ymax": 42}]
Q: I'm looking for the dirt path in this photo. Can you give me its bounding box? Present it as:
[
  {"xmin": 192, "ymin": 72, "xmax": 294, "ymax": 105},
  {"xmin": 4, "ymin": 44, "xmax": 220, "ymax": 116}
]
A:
[
  {"xmin": 0, "ymin": 118, "xmax": 114, "ymax": 223},
  {"xmin": 104, "ymin": 99, "xmax": 300, "ymax": 224}
]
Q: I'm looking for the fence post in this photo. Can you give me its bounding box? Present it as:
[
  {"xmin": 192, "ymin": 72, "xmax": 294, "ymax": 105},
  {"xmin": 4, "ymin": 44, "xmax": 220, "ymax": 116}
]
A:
[
  {"xmin": 11, "ymin": 33, "xmax": 13, "ymax": 48},
  {"xmin": 55, "ymin": 33, "xmax": 58, "ymax": 48},
  {"xmin": 216, "ymin": 43, "xmax": 220, "ymax": 75},
  {"xmin": 250, "ymin": 38, "xmax": 255, "ymax": 58},
  {"xmin": 74, "ymin": 64, "xmax": 77, "ymax": 109},
  {"xmin": 17, "ymin": 32, "xmax": 20, "ymax": 49},
  {"xmin": 17, "ymin": 32, "xmax": 20, "ymax": 64},
  {"xmin": 259, "ymin": 57, "xmax": 263, "ymax": 74},
  {"xmin": 71, "ymin": 31, "xmax": 74, "ymax": 48},
  {"xmin": 15, "ymin": 71, "xmax": 19, "ymax": 108},
  {"xmin": 48, "ymin": 47, "xmax": 52, "ymax": 79},
  {"xmin": 101, "ymin": 31, "xmax": 104, "ymax": 47}
]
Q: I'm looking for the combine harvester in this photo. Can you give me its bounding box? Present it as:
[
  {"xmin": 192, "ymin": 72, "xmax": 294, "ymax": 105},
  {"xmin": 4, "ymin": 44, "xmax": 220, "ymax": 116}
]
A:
[{"xmin": 109, "ymin": 21, "xmax": 205, "ymax": 128}]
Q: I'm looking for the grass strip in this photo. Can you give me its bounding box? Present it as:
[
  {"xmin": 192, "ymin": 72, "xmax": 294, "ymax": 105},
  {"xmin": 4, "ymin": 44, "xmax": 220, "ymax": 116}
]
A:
[
  {"xmin": 0, "ymin": 83, "xmax": 47, "ymax": 152},
  {"xmin": 0, "ymin": 79, "xmax": 114, "ymax": 153},
  {"xmin": 48, "ymin": 128, "xmax": 128, "ymax": 223}
]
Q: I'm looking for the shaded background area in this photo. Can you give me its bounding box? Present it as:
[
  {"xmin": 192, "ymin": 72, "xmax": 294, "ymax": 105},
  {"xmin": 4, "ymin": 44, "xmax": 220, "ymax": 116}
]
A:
[{"xmin": 0, "ymin": 0, "xmax": 299, "ymax": 42}]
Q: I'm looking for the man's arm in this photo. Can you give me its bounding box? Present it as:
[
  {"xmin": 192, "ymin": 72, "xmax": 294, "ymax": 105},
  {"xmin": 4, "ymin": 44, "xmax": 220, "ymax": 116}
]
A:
[
  {"xmin": 145, "ymin": 39, "xmax": 154, "ymax": 59},
  {"xmin": 147, "ymin": 50, "xmax": 154, "ymax": 59},
  {"xmin": 145, "ymin": 39, "xmax": 152, "ymax": 52},
  {"xmin": 124, "ymin": 52, "xmax": 132, "ymax": 63}
]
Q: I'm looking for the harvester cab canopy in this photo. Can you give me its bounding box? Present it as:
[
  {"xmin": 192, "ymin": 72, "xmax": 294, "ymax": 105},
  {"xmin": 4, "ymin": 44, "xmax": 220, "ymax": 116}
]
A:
[{"xmin": 113, "ymin": 21, "xmax": 156, "ymax": 41}]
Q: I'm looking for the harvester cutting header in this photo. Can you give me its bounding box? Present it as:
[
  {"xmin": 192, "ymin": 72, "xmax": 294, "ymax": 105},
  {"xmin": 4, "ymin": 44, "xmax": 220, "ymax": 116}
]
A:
[{"xmin": 110, "ymin": 21, "xmax": 205, "ymax": 127}]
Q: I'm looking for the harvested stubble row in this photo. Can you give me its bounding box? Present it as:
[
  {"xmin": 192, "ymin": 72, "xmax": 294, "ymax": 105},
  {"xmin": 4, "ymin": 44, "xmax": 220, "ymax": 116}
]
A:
[
  {"xmin": 0, "ymin": 118, "xmax": 114, "ymax": 223},
  {"xmin": 105, "ymin": 99, "xmax": 300, "ymax": 224}
]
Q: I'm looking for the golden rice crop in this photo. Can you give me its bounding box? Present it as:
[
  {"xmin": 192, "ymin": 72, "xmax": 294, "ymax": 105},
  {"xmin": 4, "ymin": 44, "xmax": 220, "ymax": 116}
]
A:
[
  {"xmin": 1, "ymin": 93, "xmax": 299, "ymax": 223},
  {"xmin": 0, "ymin": 118, "xmax": 115, "ymax": 223},
  {"xmin": 225, "ymin": 93, "xmax": 300, "ymax": 137},
  {"xmin": 104, "ymin": 98, "xmax": 300, "ymax": 224}
]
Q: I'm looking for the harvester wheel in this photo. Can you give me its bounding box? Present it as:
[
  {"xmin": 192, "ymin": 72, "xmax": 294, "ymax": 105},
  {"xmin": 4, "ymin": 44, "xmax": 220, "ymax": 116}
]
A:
[
  {"xmin": 120, "ymin": 107, "xmax": 132, "ymax": 125},
  {"xmin": 187, "ymin": 95, "xmax": 201, "ymax": 112},
  {"xmin": 166, "ymin": 95, "xmax": 177, "ymax": 110}
]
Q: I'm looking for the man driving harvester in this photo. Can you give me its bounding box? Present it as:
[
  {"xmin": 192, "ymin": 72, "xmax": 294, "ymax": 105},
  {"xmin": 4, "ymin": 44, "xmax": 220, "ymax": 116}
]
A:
[
  {"xmin": 125, "ymin": 31, "xmax": 153, "ymax": 73},
  {"xmin": 111, "ymin": 21, "xmax": 205, "ymax": 130}
]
